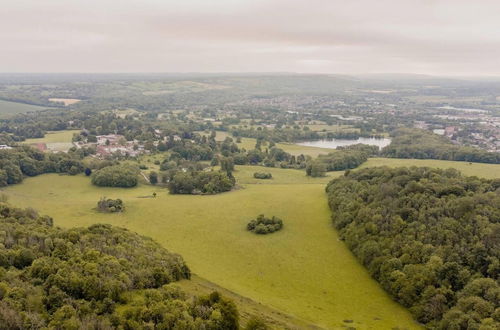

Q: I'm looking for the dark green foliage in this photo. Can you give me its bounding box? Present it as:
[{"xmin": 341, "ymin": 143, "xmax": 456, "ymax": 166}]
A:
[
  {"xmin": 149, "ymin": 171, "xmax": 158, "ymax": 184},
  {"xmin": 168, "ymin": 170, "xmax": 235, "ymax": 194},
  {"xmin": 383, "ymin": 128, "xmax": 500, "ymax": 164},
  {"xmin": 0, "ymin": 204, "xmax": 242, "ymax": 328},
  {"xmin": 326, "ymin": 167, "xmax": 500, "ymax": 328},
  {"xmin": 253, "ymin": 172, "xmax": 272, "ymax": 179},
  {"xmin": 247, "ymin": 215, "xmax": 284, "ymax": 234},
  {"xmin": 97, "ymin": 197, "xmax": 124, "ymax": 213},
  {"xmin": 0, "ymin": 146, "xmax": 84, "ymax": 186},
  {"xmin": 305, "ymin": 161, "xmax": 327, "ymax": 177},
  {"xmin": 311, "ymin": 149, "xmax": 368, "ymax": 173},
  {"xmin": 91, "ymin": 165, "xmax": 139, "ymax": 188}
]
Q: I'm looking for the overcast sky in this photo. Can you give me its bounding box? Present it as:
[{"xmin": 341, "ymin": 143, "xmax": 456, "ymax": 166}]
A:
[{"xmin": 1, "ymin": 0, "xmax": 500, "ymax": 75}]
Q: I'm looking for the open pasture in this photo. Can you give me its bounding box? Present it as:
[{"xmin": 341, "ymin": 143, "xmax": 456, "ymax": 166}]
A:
[{"xmin": 2, "ymin": 164, "xmax": 423, "ymax": 329}]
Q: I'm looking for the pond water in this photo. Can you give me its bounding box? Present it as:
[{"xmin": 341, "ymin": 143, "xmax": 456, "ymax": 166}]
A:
[{"xmin": 296, "ymin": 137, "xmax": 392, "ymax": 150}]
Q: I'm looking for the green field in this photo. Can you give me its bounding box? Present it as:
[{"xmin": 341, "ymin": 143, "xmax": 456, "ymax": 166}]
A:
[
  {"xmin": 4, "ymin": 160, "xmax": 499, "ymax": 328},
  {"xmin": 0, "ymin": 99, "xmax": 52, "ymax": 118},
  {"xmin": 23, "ymin": 129, "xmax": 80, "ymax": 151},
  {"xmin": 3, "ymin": 165, "xmax": 420, "ymax": 329}
]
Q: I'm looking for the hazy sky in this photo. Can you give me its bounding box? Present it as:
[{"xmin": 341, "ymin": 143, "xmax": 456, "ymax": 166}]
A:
[{"xmin": 2, "ymin": 0, "xmax": 500, "ymax": 75}]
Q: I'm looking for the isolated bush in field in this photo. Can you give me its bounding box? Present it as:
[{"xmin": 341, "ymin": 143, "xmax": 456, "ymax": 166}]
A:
[
  {"xmin": 247, "ymin": 214, "xmax": 283, "ymax": 234},
  {"xmin": 97, "ymin": 197, "xmax": 124, "ymax": 213},
  {"xmin": 253, "ymin": 172, "xmax": 272, "ymax": 179}
]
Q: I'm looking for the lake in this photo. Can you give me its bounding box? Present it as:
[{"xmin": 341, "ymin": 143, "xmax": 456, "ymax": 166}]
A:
[{"xmin": 296, "ymin": 137, "xmax": 392, "ymax": 150}]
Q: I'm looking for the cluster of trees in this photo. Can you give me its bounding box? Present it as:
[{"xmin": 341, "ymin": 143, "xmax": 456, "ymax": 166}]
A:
[
  {"xmin": 306, "ymin": 147, "xmax": 370, "ymax": 177},
  {"xmin": 0, "ymin": 146, "xmax": 84, "ymax": 186},
  {"xmin": 253, "ymin": 172, "xmax": 272, "ymax": 179},
  {"xmin": 247, "ymin": 215, "xmax": 284, "ymax": 234},
  {"xmin": 167, "ymin": 170, "xmax": 235, "ymax": 195},
  {"xmin": 91, "ymin": 164, "xmax": 139, "ymax": 188},
  {"xmin": 0, "ymin": 203, "xmax": 243, "ymax": 328},
  {"xmin": 326, "ymin": 167, "xmax": 500, "ymax": 328},
  {"xmin": 97, "ymin": 197, "xmax": 124, "ymax": 213},
  {"xmin": 383, "ymin": 128, "xmax": 500, "ymax": 164}
]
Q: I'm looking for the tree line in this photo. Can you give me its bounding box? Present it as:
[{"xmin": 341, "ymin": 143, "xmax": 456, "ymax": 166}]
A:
[
  {"xmin": 382, "ymin": 128, "xmax": 500, "ymax": 164},
  {"xmin": 326, "ymin": 167, "xmax": 499, "ymax": 328}
]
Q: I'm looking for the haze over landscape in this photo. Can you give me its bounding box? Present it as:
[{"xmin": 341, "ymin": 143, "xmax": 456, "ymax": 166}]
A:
[
  {"xmin": 0, "ymin": 1, "xmax": 499, "ymax": 329},
  {"xmin": 2, "ymin": 0, "xmax": 500, "ymax": 75}
]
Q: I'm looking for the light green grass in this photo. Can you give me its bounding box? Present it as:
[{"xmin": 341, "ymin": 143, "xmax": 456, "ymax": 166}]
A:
[
  {"xmin": 363, "ymin": 158, "xmax": 500, "ymax": 179},
  {"xmin": 4, "ymin": 160, "xmax": 499, "ymax": 328},
  {"xmin": 3, "ymin": 165, "xmax": 421, "ymax": 329},
  {"xmin": 23, "ymin": 130, "xmax": 80, "ymax": 151},
  {"xmin": 0, "ymin": 99, "xmax": 52, "ymax": 118}
]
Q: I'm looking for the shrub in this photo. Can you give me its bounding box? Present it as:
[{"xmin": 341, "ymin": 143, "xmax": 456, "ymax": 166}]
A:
[
  {"xmin": 97, "ymin": 197, "xmax": 124, "ymax": 213},
  {"xmin": 247, "ymin": 215, "xmax": 283, "ymax": 234},
  {"xmin": 253, "ymin": 172, "xmax": 272, "ymax": 179},
  {"xmin": 149, "ymin": 171, "xmax": 158, "ymax": 184}
]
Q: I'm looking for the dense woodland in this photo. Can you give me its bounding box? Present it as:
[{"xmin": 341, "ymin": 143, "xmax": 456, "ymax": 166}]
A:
[
  {"xmin": 383, "ymin": 129, "xmax": 500, "ymax": 164},
  {"xmin": 326, "ymin": 167, "xmax": 500, "ymax": 329},
  {"xmin": 0, "ymin": 203, "xmax": 240, "ymax": 329}
]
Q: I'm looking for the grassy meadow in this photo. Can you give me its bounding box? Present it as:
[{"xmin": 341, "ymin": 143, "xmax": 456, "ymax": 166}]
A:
[
  {"xmin": 4, "ymin": 160, "xmax": 499, "ymax": 328},
  {"xmin": 0, "ymin": 99, "xmax": 52, "ymax": 118},
  {"xmin": 3, "ymin": 165, "xmax": 420, "ymax": 329}
]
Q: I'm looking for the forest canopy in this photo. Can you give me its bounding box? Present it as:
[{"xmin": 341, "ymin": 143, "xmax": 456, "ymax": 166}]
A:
[
  {"xmin": 383, "ymin": 129, "xmax": 500, "ymax": 164},
  {"xmin": 326, "ymin": 167, "xmax": 500, "ymax": 328}
]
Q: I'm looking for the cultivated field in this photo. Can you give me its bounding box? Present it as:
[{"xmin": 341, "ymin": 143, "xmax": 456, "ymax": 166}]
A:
[
  {"xmin": 3, "ymin": 165, "xmax": 419, "ymax": 329},
  {"xmin": 0, "ymin": 99, "xmax": 51, "ymax": 117}
]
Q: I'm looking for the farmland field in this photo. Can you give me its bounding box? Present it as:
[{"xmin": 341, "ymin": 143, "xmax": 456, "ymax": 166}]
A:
[{"xmin": 0, "ymin": 99, "xmax": 52, "ymax": 117}]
